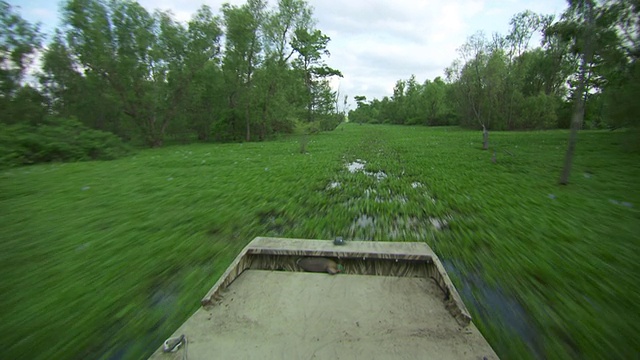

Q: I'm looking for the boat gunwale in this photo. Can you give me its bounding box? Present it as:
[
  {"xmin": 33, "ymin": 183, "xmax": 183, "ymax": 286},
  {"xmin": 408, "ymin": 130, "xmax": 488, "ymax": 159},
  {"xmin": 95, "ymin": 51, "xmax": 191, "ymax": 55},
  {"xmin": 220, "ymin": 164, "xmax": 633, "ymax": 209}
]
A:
[{"xmin": 200, "ymin": 237, "xmax": 472, "ymax": 327}]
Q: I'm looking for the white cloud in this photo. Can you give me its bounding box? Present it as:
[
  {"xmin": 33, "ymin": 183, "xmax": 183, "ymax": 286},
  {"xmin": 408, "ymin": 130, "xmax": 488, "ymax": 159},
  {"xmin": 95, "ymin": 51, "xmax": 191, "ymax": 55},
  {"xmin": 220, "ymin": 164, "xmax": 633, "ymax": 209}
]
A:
[
  {"xmin": 314, "ymin": 0, "xmax": 490, "ymax": 104},
  {"xmin": 313, "ymin": 0, "xmax": 565, "ymax": 106}
]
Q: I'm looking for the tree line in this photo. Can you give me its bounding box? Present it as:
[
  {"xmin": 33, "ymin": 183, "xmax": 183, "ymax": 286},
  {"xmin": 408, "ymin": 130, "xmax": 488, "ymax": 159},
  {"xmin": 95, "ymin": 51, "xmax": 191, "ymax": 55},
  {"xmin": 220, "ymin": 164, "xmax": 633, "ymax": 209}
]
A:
[
  {"xmin": 349, "ymin": 1, "xmax": 639, "ymax": 134},
  {"xmin": 0, "ymin": 0, "xmax": 343, "ymax": 165}
]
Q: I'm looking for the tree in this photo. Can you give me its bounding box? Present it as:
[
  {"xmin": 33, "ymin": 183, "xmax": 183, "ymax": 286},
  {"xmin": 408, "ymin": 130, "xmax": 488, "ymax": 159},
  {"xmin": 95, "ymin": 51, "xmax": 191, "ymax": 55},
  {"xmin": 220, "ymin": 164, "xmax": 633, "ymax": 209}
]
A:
[
  {"xmin": 557, "ymin": 0, "xmax": 596, "ymax": 185},
  {"xmin": 501, "ymin": 11, "xmax": 544, "ymax": 130},
  {"xmin": 440, "ymin": 10, "xmax": 572, "ymax": 134},
  {"xmin": 180, "ymin": 5, "xmax": 223, "ymax": 141},
  {"xmin": 4, "ymin": 84, "xmax": 48, "ymax": 125},
  {"xmin": 0, "ymin": 1, "xmax": 43, "ymax": 96},
  {"xmin": 256, "ymin": 0, "xmax": 312, "ymax": 139},
  {"xmin": 0, "ymin": 1, "xmax": 44, "ymax": 124},
  {"xmin": 421, "ymin": 77, "xmax": 451, "ymax": 125},
  {"xmin": 60, "ymin": 0, "xmax": 193, "ymax": 146},
  {"xmin": 598, "ymin": 0, "xmax": 640, "ymax": 130},
  {"xmin": 222, "ymin": 0, "xmax": 265, "ymax": 141},
  {"xmin": 21, "ymin": 0, "xmax": 342, "ymax": 147},
  {"xmin": 390, "ymin": 79, "xmax": 406, "ymax": 124},
  {"xmin": 447, "ymin": 31, "xmax": 494, "ymax": 148},
  {"xmin": 291, "ymin": 27, "xmax": 342, "ymax": 123},
  {"xmin": 350, "ymin": 95, "xmax": 371, "ymax": 124}
]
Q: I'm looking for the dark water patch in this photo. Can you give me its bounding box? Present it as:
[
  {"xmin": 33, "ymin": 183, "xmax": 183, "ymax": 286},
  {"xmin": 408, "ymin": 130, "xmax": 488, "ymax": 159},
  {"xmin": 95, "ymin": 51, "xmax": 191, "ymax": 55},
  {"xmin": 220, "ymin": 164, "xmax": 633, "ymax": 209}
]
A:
[
  {"xmin": 101, "ymin": 279, "xmax": 183, "ymax": 360},
  {"xmin": 150, "ymin": 284, "xmax": 179, "ymax": 310},
  {"xmin": 104, "ymin": 327, "xmax": 174, "ymax": 360},
  {"xmin": 442, "ymin": 259, "xmax": 544, "ymax": 359},
  {"xmin": 207, "ymin": 226, "xmax": 221, "ymax": 236}
]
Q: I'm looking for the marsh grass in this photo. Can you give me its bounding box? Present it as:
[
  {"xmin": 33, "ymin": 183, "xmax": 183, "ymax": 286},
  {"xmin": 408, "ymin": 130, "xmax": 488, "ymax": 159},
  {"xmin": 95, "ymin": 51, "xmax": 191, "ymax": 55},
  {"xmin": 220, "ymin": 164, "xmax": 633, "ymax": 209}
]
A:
[{"xmin": 1, "ymin": 124, "xmax": 638, "ymax": 359}]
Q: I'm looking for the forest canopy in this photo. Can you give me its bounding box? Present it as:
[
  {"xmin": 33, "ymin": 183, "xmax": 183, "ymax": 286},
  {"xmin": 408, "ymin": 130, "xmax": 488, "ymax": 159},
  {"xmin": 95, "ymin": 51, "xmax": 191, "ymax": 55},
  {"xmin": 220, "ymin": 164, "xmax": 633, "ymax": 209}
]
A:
[
  {"xmin": 1, "ymin": 0, "xmax": 343, "ymax": 154},
  {"xmin": 349, "ymin": 2, "xmax": 640, "ymax": 133}
]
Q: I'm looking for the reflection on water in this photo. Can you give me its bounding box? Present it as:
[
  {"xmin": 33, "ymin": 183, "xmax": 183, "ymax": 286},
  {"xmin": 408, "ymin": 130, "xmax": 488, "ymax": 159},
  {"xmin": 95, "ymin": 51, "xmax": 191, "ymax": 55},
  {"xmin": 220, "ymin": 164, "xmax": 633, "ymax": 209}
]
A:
[
  {"xmin": 346, "ymin": 159, "xmax": 366, "ymax": 173},
  {"xmin": 347, "ymin": 214, "xmax": 453, "ymax": 241},
  {"xmin": 345, "ymin": 159, "xmax": 387, "ymax": 180}
]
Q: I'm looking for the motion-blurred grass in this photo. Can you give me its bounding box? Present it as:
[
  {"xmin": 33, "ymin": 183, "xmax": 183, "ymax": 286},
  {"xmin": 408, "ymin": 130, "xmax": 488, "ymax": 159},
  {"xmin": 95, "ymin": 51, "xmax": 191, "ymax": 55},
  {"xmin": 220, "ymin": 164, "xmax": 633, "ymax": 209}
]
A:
[{"xmin": 1, "ymin": 124, "xmax": 638, "ymax": 359}]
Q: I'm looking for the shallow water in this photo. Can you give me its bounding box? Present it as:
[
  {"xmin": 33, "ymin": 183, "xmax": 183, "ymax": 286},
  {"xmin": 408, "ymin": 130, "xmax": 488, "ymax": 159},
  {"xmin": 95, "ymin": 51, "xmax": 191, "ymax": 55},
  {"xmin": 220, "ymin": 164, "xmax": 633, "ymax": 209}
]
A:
[
  {"xmin": 105, "ymin": 281, "xmax": 182, "ymax": 359},
  {"xmin": 442, "ymin": 259, "xmax": 543, "ymax": 358},
  {"xmin": 346, "ymin": 159, "xmax": 366, "ymax": 173},
  {"xmin": 345, "ymin": 159, "xmax": 387, "ymax": 181},
  {"xmin": 352, "ymin": 214, "xmax": 375, "ymax": 229},
  {"xmin": 428, "ymin": 217, "xmax": 449, "ymax": 230},
  {"xmin": 327, "ymin": 181, "xmax": 341, "ymax": 189}
]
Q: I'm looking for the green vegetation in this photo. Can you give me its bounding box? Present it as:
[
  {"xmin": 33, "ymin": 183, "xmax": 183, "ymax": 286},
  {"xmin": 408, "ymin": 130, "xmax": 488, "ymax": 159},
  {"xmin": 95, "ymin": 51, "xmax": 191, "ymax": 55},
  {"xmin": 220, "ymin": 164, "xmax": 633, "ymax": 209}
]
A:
[
  {"xmin": 0, "ymin": 117, "xmax": 133, "ymax": 168},
  {"xmin": 1, "ymin": 0, "xmax": 343, "ymax": 151},
  {"xmin": 350, "ymin": 4, "xmax": 640, "ymax": 133},
  {"xmin": 1, "ymin": 0, "xmax": 639, "ymax": 358},
  {"xmin": 1, "ymin": 124, "xmax": 639, "ymax": 359}
]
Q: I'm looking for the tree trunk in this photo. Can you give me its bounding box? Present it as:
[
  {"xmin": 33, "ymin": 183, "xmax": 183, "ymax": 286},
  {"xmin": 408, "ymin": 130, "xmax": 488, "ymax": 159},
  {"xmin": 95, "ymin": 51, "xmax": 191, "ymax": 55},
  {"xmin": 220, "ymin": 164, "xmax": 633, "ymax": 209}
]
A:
[
  {"xmin": 245, "ymin": 103, "xmax": 251, "ymax": 142},
  {"xmin": 559, "ymin": 0, "xmax": 595, "ymax": 185},
  {"xmin": 306, "ymin": 74, "xmax": 313, "ymax": 122},
  {"xmin": 304, "ymin": 60, "xmax": 313, "ymax": 122},
  {"xmin": 145, "ymin": 115, "xmax": 162, "ymax": 147},
  {"xmin": 482, "ymin": 124, "xmax": 489, "ymax": 150},
  {"xmin": 260, "ymin": 81, "xmax": 276, "ymax": 140},
  {"xmin": 244, "ymin": 83, "xmax": 252, "ymax": 141},
  {"xmin": 244, "ymin": 34, "xmax": 258, "ymax": 142}
]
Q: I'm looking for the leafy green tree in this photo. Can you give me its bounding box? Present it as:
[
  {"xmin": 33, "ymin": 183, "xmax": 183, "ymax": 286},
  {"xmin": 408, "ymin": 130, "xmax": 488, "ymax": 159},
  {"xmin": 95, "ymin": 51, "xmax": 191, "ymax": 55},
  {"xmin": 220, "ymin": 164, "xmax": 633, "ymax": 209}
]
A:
[
  {"xmin": 349, "ymin": 95, "xmax": 371, "ymax": 124},
  {"xmin": 179, "ymin": 5, "xmax": 223, "ymax": 141},
  {"xmin": 597, "ymin": 0, "xmax": 640, "ymax": 130},
  {"xmin": 4, "ymin": 85, "xmax": 48, "ymax": 126},
  {"xmin": 15, "ymin": 0, "xmax": 342, "ymax": 148},
  {"xmin": 403, "ymin": 75, "xmax": 422, "ymax": 125},
  {"xmin": 222, "ymin": 0, "xmax": 265, "ymax": 141},
  {"xmin": 291, "ymin": 27, "xmax": 342, "ymax": 123},
  {"xmin": 421, "ymin": 77, "xmax": 449, "ymax": 125},
  {"xmin": 41, "ymin": 31, "xmax": 130, "ymax": 137},
  {"xmin": 255, "ymin": 0, "xmax": 312, "ymax": 139},
  {"xmin": 390, "ymin": 79, "xmax": 406, "ymax": 124},
  {"xmin": 0, "ymin": 1, "xmax": 43, "ymax": 97},
  {"xmin": 61, "ymin": 0, "xmax": 179, "ymax": 146},
  {"xmin": 222, "ymin": 0, "xmax": 266, "ymax": 141},
  {"xmin": 446, "ymin": 31, "xmax": 495, "ymax": 148},
  {"xmin": 0, "ymin": 1, "xmax": 45, "ymax": 124},
  {"xmin": 442, "ymin": 10, "xmax": 569, "ymax": 134},
  {"xmin": 377, "ymin": 96, "xmax": 395, "ymax": 124}
]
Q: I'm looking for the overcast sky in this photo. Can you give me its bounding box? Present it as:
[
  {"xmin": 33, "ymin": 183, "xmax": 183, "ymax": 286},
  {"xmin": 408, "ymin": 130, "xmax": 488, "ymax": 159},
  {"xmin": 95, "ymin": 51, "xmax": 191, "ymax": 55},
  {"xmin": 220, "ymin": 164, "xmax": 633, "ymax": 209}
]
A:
[{"xmin": 14, "ymin": 0, "xmax": 567, "ymax": 109}]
